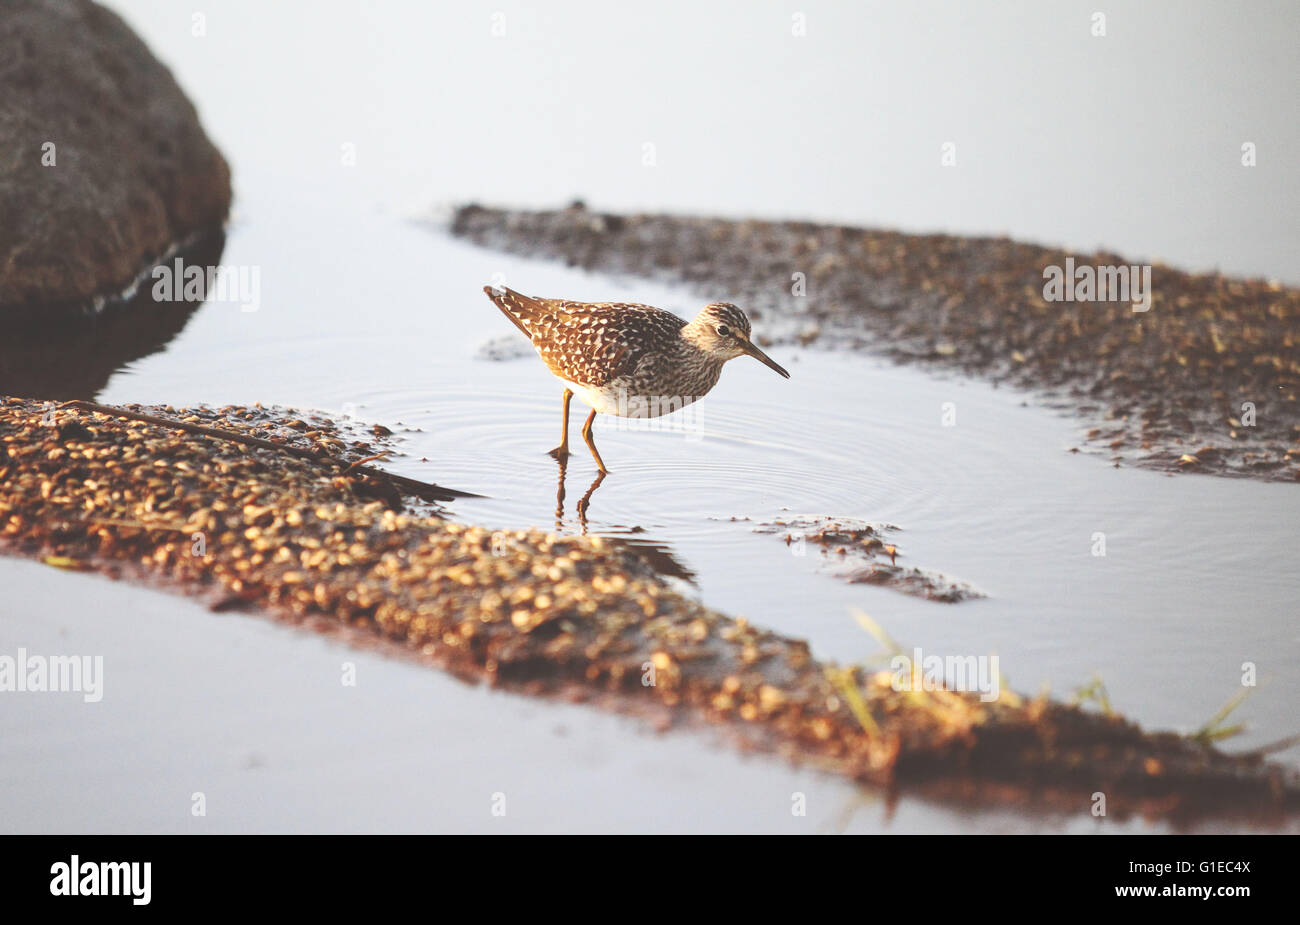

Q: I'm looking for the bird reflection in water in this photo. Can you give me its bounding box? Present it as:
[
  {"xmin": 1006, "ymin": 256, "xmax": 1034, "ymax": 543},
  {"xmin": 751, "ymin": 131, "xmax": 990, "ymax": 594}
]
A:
[
  {"xmin": 554, "ymin": 455, "xmax": 606, "ymax": 534},
  {"xmin": 552, "ymin": 457, "xmax": 696, "ymax": 583}
]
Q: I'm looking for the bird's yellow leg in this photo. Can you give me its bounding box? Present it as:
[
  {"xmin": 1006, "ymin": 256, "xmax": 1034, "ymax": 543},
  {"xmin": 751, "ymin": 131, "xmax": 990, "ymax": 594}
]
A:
[
  {"xmin": 580, "ymin": 409, "xmax": 608, "ymax": 473},
  {"xmin": 549, "ymin": 388, "xmax": 573, "ymax": 460}
]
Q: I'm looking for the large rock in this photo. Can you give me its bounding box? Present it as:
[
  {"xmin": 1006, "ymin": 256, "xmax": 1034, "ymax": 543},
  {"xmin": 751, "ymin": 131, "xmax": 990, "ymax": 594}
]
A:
[{"xmin": 0, "ymin": 0, "xmax": 231, "ymax": 312}]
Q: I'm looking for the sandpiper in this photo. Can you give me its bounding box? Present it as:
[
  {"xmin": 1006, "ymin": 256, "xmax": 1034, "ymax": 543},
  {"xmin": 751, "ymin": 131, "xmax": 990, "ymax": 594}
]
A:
[{"xmin": 484, "ymin": 286, "xmax": 790, "ymax": 472}]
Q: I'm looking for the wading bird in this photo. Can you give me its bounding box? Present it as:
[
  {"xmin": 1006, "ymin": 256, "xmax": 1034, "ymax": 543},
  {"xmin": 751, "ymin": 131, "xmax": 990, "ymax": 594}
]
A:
[{"xmin": 484, "ymin": 286, "xmax": 790, "ymax": 472}]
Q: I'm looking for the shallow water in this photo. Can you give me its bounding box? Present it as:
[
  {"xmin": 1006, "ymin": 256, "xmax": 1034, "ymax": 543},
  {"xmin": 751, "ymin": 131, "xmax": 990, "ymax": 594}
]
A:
[
  {"xmin": 103, "ymin": 208, "xmax": 1300, "ymax": 750},
  {"xmin": 4, "ymin": 193, "xmax": 1298, "ymax": 833},
  {"xmin": 4, "ymin": 558, "xmax": 1188, "ymax": 835},
  {"xmin": 3, "ymin": 0, "xmax": 1298, "ymax": 833}
]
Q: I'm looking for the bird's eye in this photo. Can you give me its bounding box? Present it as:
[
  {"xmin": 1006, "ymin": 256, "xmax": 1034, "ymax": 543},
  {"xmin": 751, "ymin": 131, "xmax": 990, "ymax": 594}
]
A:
[{"xmin": 717, "ymin": 325, "xmax": 731, "ymax": 337}]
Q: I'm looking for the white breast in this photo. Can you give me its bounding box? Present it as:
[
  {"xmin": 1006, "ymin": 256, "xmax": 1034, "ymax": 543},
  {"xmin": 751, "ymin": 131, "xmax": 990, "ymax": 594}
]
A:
[
  {"xmin": 562, "ymin": 379, "xmax": 625, "ymax": 416},
  {"xmin": 562, "ymin": 378, "xmax": 705, "ymax": 418}
]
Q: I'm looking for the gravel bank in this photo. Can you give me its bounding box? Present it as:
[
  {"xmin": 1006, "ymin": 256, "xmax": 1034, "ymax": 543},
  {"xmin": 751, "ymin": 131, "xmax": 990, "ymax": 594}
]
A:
[{"xmin": 2, "ymin": 396, "xmax": 1297, "ymax": 822}]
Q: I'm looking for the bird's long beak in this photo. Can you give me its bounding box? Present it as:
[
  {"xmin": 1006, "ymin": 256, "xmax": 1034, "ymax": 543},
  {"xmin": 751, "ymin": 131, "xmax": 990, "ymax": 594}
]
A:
[{"xmin": 740, "ymin": 339, "xmax": 791, "ymax": 378}]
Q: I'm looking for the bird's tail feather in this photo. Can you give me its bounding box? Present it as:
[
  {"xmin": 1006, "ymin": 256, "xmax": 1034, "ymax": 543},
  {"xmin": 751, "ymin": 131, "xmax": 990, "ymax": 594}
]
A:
[{"xmin": 482, "ymin": 285, "xmax": 536, "ymax": 337}]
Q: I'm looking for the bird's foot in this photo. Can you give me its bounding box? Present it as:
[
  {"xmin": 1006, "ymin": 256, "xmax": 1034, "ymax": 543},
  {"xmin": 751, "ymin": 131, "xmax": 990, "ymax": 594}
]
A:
[{"xmin": 548, "ymin": 444, "xmax": 570, "ymax": 462}]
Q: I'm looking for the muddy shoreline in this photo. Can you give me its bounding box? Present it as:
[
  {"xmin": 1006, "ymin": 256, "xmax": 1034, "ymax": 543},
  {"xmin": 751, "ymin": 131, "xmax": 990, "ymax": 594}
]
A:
[
  {"xmin": 450, "ymin": 203, "xmax": 1300, "ymax": 483},
  {"xmin": 3, "ymin": 396, "xmax": 1297, "ymax": 823}
]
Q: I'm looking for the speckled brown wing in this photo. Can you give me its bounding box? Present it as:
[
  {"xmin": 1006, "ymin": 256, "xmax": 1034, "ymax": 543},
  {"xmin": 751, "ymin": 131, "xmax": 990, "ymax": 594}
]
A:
[{"xmin": 484, "ymin": 286, "xmax": 687, "ymax": 387}]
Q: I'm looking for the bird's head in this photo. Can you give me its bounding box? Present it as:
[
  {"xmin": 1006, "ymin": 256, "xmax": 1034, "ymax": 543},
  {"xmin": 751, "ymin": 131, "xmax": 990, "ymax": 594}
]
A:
[{"xmin": 684, "ymin": 303, "xmax": 790, "ymax": 378}]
